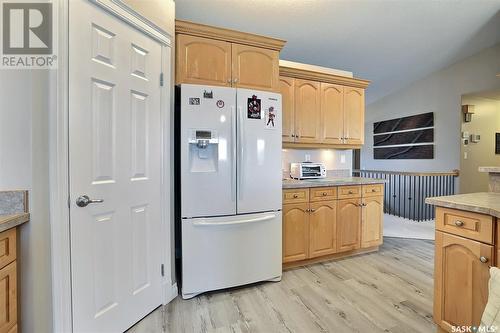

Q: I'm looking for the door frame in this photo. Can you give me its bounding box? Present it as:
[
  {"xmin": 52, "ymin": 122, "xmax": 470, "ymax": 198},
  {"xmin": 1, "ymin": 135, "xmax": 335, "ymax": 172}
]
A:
[{"xmin": 49, "ymin": 1, "xmax": 176, "ymax": 332}]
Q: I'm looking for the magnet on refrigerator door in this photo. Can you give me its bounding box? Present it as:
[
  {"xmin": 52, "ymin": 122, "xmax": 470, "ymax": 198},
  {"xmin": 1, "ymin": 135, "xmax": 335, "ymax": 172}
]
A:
[
  {"xmin": 265, "ymin": 106, "xmax": 276, "ymax": 129},
  {"xmin": 247, "ymin": 95, "xmax": 262, "ymax": 119}
]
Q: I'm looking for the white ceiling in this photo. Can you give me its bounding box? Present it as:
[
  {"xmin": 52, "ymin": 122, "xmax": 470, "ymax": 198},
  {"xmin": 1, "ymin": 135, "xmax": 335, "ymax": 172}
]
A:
[{"xmin": 175, "ymin": 0, "xmax": 500, "ymax": 104}]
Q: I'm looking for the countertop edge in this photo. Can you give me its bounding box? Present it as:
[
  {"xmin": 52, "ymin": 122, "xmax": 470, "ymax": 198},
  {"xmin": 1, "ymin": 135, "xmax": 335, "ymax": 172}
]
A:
[
  {"xmin": 425, "ymin": 197, "xmax": 500, "ymax": 219},
  {"xmin": 282, "ymin": 178, "xmax": 386, "ymax": 189},
  {"xmin": 0, "ymin": 213, "xmax": 30, "ymax": 233}
]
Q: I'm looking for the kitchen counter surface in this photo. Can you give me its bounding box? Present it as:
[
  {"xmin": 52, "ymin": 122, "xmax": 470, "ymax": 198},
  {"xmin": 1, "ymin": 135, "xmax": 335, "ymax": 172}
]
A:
[
  {"xmin": 282, "ymin": 177, "xmax": 386, "ymax": 189},
  {"xmin": 479, "ymin": 166, "xmax": 500, "ymax": 173},
  {"xmin": 425, "ymin": 192, "xmax": 500, "ymax": 218},
  {"xmin": 0, "ymin": 213, "xmax": 29, "ymax": 233}
]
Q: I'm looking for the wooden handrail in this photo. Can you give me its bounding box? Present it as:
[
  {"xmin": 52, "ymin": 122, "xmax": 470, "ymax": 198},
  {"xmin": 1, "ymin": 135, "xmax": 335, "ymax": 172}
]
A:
[{"xmin": 353, "ymin": 169, "xmax": 459, "ymax": 177}]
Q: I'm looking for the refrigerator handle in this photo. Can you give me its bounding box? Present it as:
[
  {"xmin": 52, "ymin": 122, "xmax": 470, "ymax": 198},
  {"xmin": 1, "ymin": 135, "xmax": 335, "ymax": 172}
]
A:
[
  {"xmin": 231, "ymin": 105, "xmax": 236, "ymax": 201},
  {"xmin": 237, "ymin": 106, "xmax": 244, "ymax": 200},
  {"xmin": 192, "ymin": 213, "xmax": 277, "ymax": 226}
]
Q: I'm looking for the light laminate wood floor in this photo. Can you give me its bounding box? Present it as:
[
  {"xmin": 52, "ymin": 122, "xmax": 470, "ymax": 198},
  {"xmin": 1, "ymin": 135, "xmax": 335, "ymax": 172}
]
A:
[{"xmin": 128, "ymin": 238, "xmax": 435, "ymax": 333}]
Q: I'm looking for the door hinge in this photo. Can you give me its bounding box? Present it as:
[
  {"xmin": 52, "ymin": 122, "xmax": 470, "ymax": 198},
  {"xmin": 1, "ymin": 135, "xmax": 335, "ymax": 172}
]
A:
[
  {"xmin": 160, "ymin": 73, "xmax": 164, "ymax": 87},
  {"xmin": 68, "ymin": 196, "xmax": 71, "ymax": 208},
  {"xmin": 161, "ymin": 264, "xmax": 165, "ymax": 277}
]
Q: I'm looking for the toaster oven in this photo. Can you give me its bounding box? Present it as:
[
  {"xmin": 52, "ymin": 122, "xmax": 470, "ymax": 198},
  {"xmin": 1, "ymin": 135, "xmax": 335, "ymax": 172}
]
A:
[{"xmin": 290, "ymin": 162, "xmax": 326, "ymax": 179}]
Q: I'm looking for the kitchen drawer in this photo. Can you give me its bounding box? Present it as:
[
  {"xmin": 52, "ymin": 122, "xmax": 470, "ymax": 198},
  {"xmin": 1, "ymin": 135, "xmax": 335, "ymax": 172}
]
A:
[
  {"xmin": 436, "ymin": 207, "xmax": 493, "ymax": 244},
  {"xmin": 310, "ymin": 187, "xmax": 337, "ymax": 202},
  {"xmin": 337, "ymin": 185, "xmax": 361, "ymax": 199},
  {"xmin": 283, "ymin": 189, "xmax": 309, "ymax": 204},
  {"xmin": 0, "ymin": 228, "xmax": 16, "ymax": 270},
  {"xmin": 363, "ymin": 184, "xmax": 384, "ymax": 197}
]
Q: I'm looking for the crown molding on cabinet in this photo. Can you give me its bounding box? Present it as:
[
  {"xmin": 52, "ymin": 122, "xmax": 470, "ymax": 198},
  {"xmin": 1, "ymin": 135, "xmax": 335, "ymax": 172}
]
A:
[
  {"xmin": 280, "ymin": 65, "xmax": 370, "ymax": 89},
  {"xmin": 283, "ymin": 142, "xmax": 362, "ymax": 150},
  {"xmin": 175, "ymin": 19, "xmax": 286, "ymax": 51}
]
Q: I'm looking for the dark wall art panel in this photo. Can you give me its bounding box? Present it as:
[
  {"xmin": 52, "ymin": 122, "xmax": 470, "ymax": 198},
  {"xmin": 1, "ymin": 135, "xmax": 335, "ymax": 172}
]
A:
[
  {"xmin": 496, "ymin": 133, "xmax": 500, "ymax": 154},
  {"xmin": 374, "ymin": 145, "xmax": 434, "ymax": 159},
  {"xmin": 373, "ymin": 112, "xmax": 434, "ymax": 134},
  {"xmin": 374, "ymin": 128, "xmax": 434, "ymax": 147}
]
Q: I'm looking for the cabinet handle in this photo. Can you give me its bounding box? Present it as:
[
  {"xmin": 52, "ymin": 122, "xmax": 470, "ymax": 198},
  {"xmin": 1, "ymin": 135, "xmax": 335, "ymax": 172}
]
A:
[
  {"xmin": 322, "ymin": 192, "xmax": 328, "ymax": 196},
  {"xmin": 480, "ymin": 256, "xmax": 489, "ymax": 264},
  {"xmin": 454, "ymin": 220, "xmax": 464, "ymax": 227},
  {"xmin": 227, "ymin": 79, "xmax": 231, "ymax": 84},
  {"xmin": 372, "ymin": 189, "xmax": 377, "ymax": 192},
  {"xmin": 348, "ymin": 190, "xmax": 353, "ymax": 194},
  {"xmin": 293, "ymin": 194, "xmax": 299, "ymax": 198},
  {"xmin": 305, "ymin": 208, "xmax": 311, "ymax": 212},
  {"xmin": 310, "ymin": 209, "xmax": 315, "ymax": 212},
  {"xmin": 233, "ymin": 78, "xmax": 238, "ymax": 83}
]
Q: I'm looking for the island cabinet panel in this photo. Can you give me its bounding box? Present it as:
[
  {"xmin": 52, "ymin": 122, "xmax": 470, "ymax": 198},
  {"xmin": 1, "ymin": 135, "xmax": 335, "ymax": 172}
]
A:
[
  {"xmin": 232, "ymin": 44, "xmax": 279, "ymax": 92},
  {"xmin": 280, "ymin": 77, "xmax": 295, "ymax": 143},
  {"xmin": 434, "ymin": 231, "xmax": 491, "ymax": 332},
  {"xmin": 361, "ymin": 196, "xmax": 383, "ymax": 248},
  {"xmin": 336, "ymin": 198, "xmax": 362, "ymax": 252},
  {"xmin": 320, "ymin": 83, "xmax": 344, "ymax": 144},
  {"xmin": 283, "ymin": 203, "xmax": 309, "ymax": 263},
  {"xmin": 0, "ymin": 261, "xmax": 17, "ymax": 333},
  {"xmin": 176, "ymin": 34, "xmax": 232, "ymax": 87},
  {"xmin": 309, "ymin": 201, "xmax": 336, "ymax": 258},
  {"xmin": 294, "ymin": 79, "xmax": 321, "ymax": 143},
  {"xmin": 344, "ymin": 87, "xmax": 365, "ymax": 145},
  {"xmin": 0, "ymin": 228, "xmax": 16, "ymax": 269}
]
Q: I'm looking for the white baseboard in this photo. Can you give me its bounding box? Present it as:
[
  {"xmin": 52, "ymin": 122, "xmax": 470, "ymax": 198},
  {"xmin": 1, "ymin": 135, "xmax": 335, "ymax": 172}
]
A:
[{"xmin": 164, "ymin": 283, "xmax": 178, "ymax": 305}]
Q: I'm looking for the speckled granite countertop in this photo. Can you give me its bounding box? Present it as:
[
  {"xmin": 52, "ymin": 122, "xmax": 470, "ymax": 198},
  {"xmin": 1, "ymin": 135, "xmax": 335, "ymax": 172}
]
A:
[
  {"xmin": 283, "ymin": 177, "xmax": 386, "ymax": 189},
  {"xmin": 479, "ymin": 167, "xmax": 500, "ymax": 173},
  {"xmin": 0, "ymin": 213, "xmax": 29, "ymax": 233},
  {"xmin": 425, "ymin": 192, "xmax": 500, "ymax": 218}
]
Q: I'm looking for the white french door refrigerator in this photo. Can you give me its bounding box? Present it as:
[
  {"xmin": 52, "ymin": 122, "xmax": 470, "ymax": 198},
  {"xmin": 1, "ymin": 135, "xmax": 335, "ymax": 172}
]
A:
[{"xmin": 179, "ymin": 84, "xmax": 282, "ymax": 299}]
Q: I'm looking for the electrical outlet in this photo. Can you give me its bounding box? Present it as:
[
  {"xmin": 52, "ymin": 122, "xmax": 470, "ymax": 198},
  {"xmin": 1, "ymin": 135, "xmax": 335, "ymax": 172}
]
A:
[
  {"xmin": 340, "ymin": 153, "xmax": 346, "ymax": 164},
  {"xmin": 464, "ymin": 151, "xmax": 468, "ymax": 160},
  {"xmin": 305, "ymin": 154, "xmax": 311, "ymax": 162}
]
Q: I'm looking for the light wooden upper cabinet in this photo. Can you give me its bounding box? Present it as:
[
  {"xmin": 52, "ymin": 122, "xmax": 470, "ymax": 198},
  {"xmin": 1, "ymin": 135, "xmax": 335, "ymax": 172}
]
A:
[
  {"xmin": 232, "ymin": 44, "xmax": 279, "ymax": 92},
  {"xmin": 280, "ymin": 77, "xmax": 295, "ymax": 143},
  {"xmin": 175, "ymin": 20, "xmax": 285, "ymax": 91},
  {"xmin": 295, "ymin": 79, "xmax": 321, "ymax": 143},
  {"xmin": 344, "ymin": 87, "xmax": 365, "ymax": 145},
  {"xmin": 434, "ymin": 231, "xmax": 491, "ymax": 331},
  {"xmin": 320, "ymin": 83, "xmax": 344, "ymax": 144},
  {"xmin": 176, "ymin": 34, "xmax": 232, "ymax": 87},
  {"xmin": 361, "ymin": 196, "xmax": 383, "ymax": 248},
  {"xmin": 283, "ymin": 203, "xmax": 309, "ymax": 263},
  {"xmin": 309, "ymin": 201, "xmax": 336, "ymax": 258},
  {"xmin": 336, "ymin": 198, "xmax": 361, "ymax": 252}
]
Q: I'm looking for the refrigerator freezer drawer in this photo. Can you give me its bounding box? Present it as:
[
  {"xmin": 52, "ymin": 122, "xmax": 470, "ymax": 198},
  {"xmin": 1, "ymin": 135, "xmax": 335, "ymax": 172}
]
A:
[{"xmin": 181, "ymin": 211, "xmax": 282, "ymax": 298}]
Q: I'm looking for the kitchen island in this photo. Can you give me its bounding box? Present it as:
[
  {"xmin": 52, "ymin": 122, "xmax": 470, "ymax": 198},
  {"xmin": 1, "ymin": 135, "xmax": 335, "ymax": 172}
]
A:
[
  {"xmin": 282, "ymin": 177, "xmax": 385, "ymax": 268},
  {"xmin": 426, "ymin": 192, "xmax": 500, "ymax": 333}
]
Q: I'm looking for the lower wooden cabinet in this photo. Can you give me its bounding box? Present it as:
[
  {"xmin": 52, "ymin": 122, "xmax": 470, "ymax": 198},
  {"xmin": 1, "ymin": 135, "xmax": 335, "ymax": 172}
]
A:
[
  {"xmin": 434, "ymin": 231, "xmax": 491, "ymax": 331},
  {"xmin": 336, "ymin": 198, "xmax": 362, "ymax": 252},
  {"xmin": 309, "ymin": 201, "xmax": 336, "ymax": 258},
  {"xmin": 0, "ymin": 261, "xmax": 17, "ymax": 333},
  {"xmin": 361, "ymin": 196, "xmax": 384, "ymax": 248},
  {"xmin": 283, "ymin": 203, "xmax": 309, "ymax": 263},
  {"xmin": 283, "ymin": 186, "xmax": 384, "ymax": 266}
]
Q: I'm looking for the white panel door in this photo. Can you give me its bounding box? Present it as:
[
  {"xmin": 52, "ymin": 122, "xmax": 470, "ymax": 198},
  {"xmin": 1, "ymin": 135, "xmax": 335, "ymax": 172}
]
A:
[
  {"xmin": 236, "ymin": 89, "xmax": 282, "ymax": 214},
  {"xmin": 69, "ymin": 1, "xmax": 164, "ymax": 332},
  {"xmin": 180, "ymin": 84, "xmax": 236, "ymax": 218}
]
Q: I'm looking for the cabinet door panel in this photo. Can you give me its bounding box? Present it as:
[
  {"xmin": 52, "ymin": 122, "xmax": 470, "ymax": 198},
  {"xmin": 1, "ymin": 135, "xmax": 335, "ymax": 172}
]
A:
[
  {"xmin": 280, "ymin": 77, "xmax": 295, "ymax": 143},
  {"xmin": 361, "ymin": 196, "xmax": 383, "ymax": 248},
  {"xmin": 344, "ymin": 87, "xmax": 364, "ymax": 145},
  {"xmin": 336, "ymin": 199, "xmax": 361, "ymax": 252},
  {"xmin": 320, "ymin": 83, "xmax": 344, "ymax": 144},
  {"xmin": 0, "ymin": 261, "xmax": 16, "ymax": 333},
  {"xmin": 176, "ymin": 34, "xmax": 231, "ymax": 86},
  {"xmin": 232, "ymin": 44, "xmax": 279, "ymax": 92},
  {"xmin": 434, "ymin": 231, "xmax": 491, "ymax": 331},
  {"xmin": 295, "ymin": 80, "xmax": 321, "ymax": 143},
  {"xmin": 309, "ymin": 201, "xmax": 336, "ymax": 258},
  {"xmin": 283, "ymin": 203, "xmax": 309, "ymax": 263}
]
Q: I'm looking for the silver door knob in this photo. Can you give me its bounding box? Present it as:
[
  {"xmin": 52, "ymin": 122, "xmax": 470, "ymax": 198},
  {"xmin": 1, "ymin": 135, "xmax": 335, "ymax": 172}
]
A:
[
  {"xmin": 480, "ymin": 256, "xmax": 489, "ymax": 264},
  {"xmin": 76, "ymin": 195, "xmax": 104, "ymax": 207},
  {"xmin": 455, "ymin": 220, "xmax": 464, "ymax": 227}
]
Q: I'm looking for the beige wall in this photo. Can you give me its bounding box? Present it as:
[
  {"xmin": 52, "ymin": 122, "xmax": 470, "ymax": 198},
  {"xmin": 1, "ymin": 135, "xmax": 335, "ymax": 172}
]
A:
[{"xmin": 460, "ymin": 95, "xmax": 500, "ymax": 193}]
